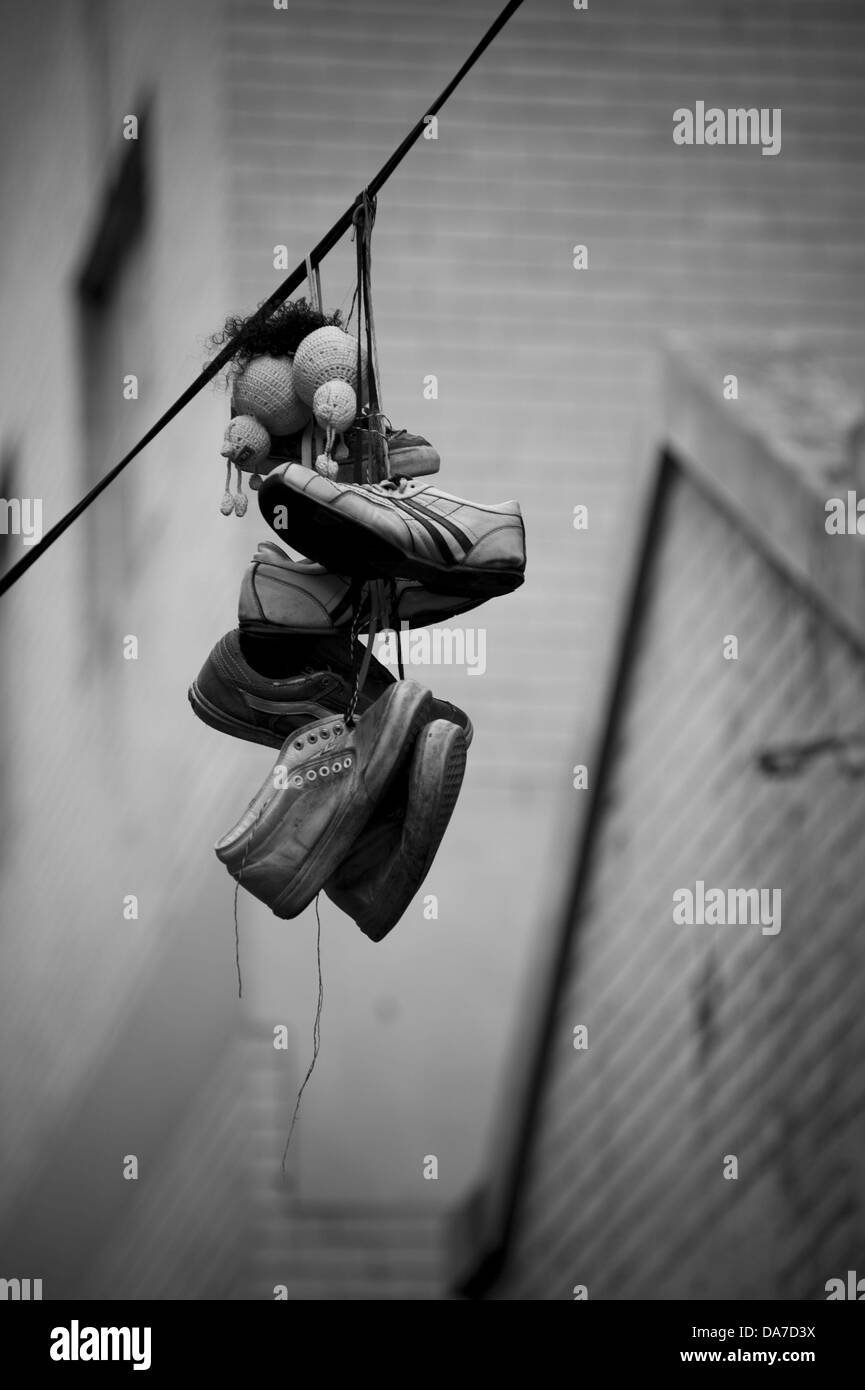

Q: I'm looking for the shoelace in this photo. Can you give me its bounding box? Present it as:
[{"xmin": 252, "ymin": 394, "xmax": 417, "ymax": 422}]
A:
[
  {"xmin": 376, "ymin": 475, "xmax": 411, "ymax": 495},
  {"xmin": 357, "ymin": 411, "xmax": 394, "ymax": 436},
  {"xmin": 344, "ymin": 578, "xmax": 379, "ymax": 726},
  {"xmin": 344, "ymin": 575, "xmax": 404, "ymax": 724}
]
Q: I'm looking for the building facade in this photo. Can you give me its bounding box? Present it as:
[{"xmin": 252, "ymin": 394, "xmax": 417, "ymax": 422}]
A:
[{"xmin": 463, "ymin": 343, "xmax": 865, "ymax": 1299}]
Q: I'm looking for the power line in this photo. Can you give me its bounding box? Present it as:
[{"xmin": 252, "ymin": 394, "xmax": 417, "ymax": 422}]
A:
[{"xmin": 0, "ymin": 0, "xmax": 525, "ymax": 600}]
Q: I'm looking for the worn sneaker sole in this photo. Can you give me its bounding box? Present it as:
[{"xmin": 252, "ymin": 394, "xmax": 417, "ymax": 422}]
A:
[
  {"xmin": 260, "ymin": 485, "xmax": 524, "ymax": 598},
  {"xmin": 352, "ymin": 720, "xmax": 467, "ymax": 942}
]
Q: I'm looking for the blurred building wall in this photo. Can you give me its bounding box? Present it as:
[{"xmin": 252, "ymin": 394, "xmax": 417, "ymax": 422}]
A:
[
  {"xmin": 1, "ymin": 0, "xmax": 864, "ymax": 1298},
  {"xmin": 0, "ymin": 0, "xmax": 249, "ymax": 1298},
  {"xmin": 485, "ymin": 346, "xmax": 865, "ymax": 1299},
  {"xmin": 217, "ymin": 0, "xmax": 865, "ymax": 1214}
]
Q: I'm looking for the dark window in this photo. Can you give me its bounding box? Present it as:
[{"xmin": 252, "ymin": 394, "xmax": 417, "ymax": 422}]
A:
[{"xmin": 76, "ymin": 111, "xmax": 152, "ymax": 663}]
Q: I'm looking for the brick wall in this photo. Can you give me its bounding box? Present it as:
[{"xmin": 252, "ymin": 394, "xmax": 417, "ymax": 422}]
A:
[{"xmin": 491, "ymin": 445, "xmax": 865, "ymax": 1299}]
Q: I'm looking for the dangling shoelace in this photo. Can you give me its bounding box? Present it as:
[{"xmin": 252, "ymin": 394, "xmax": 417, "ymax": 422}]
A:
[
  {"xmin": 388, "ymin": 576, "xmax": 405, "ymax": 681},
  {"xmin": 376, "ymin": 474, "xmax": 411, "ymax": 495},
  {"xmin": 344, "ymin": 579, "xmax": 375, "ymax": 726},
  {"xmin": 343, "ymin": 574, "xmax": 404, "ymax": 724}
]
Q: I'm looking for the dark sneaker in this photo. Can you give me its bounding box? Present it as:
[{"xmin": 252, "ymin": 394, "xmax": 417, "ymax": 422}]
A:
[
  {"xmin": 258, "ymin": 463, "xmax": 526, "ymax": 598},
  {"xmin": 343, "ymin": 422, "xmax": 440, "ymax": 479},
  {"xmin": 262, "ymin": 423, "xmax": 439, "ymax": 481},
  {"xmin": 214, "ymin": 681, "xmax": 434, "ymax": 919},
  {"xmin": 239, "ymin": 541, "xmax": 492, "ymax": 636},
  {"xmin": 326, "ymin": 719, "xmax": 467, "ymax": 942},
  {"xmin": 189, "ymin": 628, "xmax": 472, "ymax": 749}
]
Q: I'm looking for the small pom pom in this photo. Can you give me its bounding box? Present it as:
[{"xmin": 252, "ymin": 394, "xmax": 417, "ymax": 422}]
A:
[
  {"xmin": 220, "ymin": 491, "xmax": 234, "ymax": 516},
  {"xmin": 249, "ymin": 473, "xmax": 262, "ymax": 491},
  {"xmin": 315, "ymin": 453, "xmax": 339, "ymax": 479},
  {"xmin": 234, "ymin": 492, "xmax": 249, "ymax": 517}
]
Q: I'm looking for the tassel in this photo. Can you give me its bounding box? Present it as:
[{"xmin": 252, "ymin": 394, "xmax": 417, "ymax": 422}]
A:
[
  {"xmin": 220, "ymin": 459, "xmax": 234, "ymax": 516},
  {"xmin": 315, "ymin": 424, "xmax": 339, "ymax": 478},
  {"xmin": 234, "ymin": 465, "xmax": 248, "ymax": 517},
  {"xmin": 315, "ymin": 453, "xmax": 339, "ymax": 479}
]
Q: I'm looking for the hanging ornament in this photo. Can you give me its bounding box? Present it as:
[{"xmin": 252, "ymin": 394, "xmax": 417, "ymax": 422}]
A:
[
  {"xmin": 231, "ymin": 355, "xmax": 311, "ymax": 435},
  {"xmin": 219, "ymin": 414, "xmax": 272, "ymax": 515},
  {"xmin": 292, "ymin": 327, "xmax": 368, "ymax": 406},
  {"xmin": 221, "ymin": 414, "xmax": 271, "ymax": 468},
  {"xmin": 313, "ymin": 380, "xmax": 356, "ymax": 432},
  {"xmin": 312, "ymin": 380, "xmax": 356, "ymax": 477}
]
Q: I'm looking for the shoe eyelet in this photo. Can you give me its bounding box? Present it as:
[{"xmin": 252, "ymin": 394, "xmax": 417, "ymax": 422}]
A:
[
  {"xmin": 308, "ymin": 733, "xmax": 317, "ymax": 743},
  {"xmin": 343, "ymin": 755, "xmax": 352, "ymax": 768},
  {"xmin": 306, "ymin": 769, "xmax": 317, "ymax": 781},
  {"xmin": 294, "ymin": 740, "xmax": 304, "ymax": 751},
  {"xmin": 320, "ymin": 728, "xmax": 331, "ymax": 738},
  {"xmin": 292, "ymin": 774, "xmax": 304, "ymax": 788},
  {"xmin": 332, "ymin": 760, "xmax": 342, "ymax": 772},
  {"xmin": 319, "ymin": 765, "xmax": 330, "ymax": 777}
]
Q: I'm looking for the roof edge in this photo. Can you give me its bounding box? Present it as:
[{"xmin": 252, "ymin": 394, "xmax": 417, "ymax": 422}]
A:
[{"xmin": 665, "ymin": 340, "xmax": 865, "ymax": 658}]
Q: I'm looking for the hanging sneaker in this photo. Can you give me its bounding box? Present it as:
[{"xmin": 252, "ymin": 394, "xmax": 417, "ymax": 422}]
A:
[
  {"xmin": 263, "ymin": 422, "xmax": 439, "ymax": 480},
  {"xmin": 214, "ymin": 681, "xmax": 433, "ymax": 920},
  {"xmin": 239, "ymin": 546, "xmax": 356, "ymax": 635},
  {"xmin": 188, "ymin": 628, "xmax": 472, "ymax": 749},
  {"xmin": 258, "ymin": 463, "xmax": 526, "ymax": 598},
  {"xmin": 325, "ymin": 719, "xmax": 467, "ymax": 942},
  {"xmin": 343, "ymin": 421, "xmax": 440, "ymax": 479},
  {"xmin": 239, "ymin": 541, "xmax": 492, "ymax": 636}
]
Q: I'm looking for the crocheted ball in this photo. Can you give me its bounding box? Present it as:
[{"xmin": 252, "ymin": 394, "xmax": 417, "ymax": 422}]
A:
[
  {"xmin": 220, "ymin": 415, "xmax": 271, "ymax": 472},
  {"xmin": 313, "ymin": 380, "xmax": 357, "ymax": 432},
  {"xmin": 292, "ymin": 327, "xmax": 367, "ymax": 405},
  {"xmin": 231, "ymin": 355, "xmax": 311, "ymax": 435}
]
